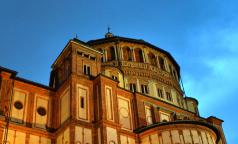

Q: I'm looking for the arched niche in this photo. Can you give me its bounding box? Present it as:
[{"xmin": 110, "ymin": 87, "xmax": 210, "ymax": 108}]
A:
[
  {"xmin": 107, "ymin": 46, "xmax": 116, "ymax": 61},
  {"xmin": 122, "ymin": 46, "xmax": 132, "ymax": 61},
  {"xmin": 148, "ymin": 52, "xmax": 157, "ymax": 66},
  {"xmin": 134, "ymin": 48, "xmax": 144, "ymax": 62},
  {"xmin": 104, "ymin": 67, "xmax": 124, "ymax": 88}
]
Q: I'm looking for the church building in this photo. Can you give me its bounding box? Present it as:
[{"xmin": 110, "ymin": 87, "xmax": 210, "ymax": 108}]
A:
[{"xmin": 0, "ymin": 32, "xmax": 226, "ymax": 144}]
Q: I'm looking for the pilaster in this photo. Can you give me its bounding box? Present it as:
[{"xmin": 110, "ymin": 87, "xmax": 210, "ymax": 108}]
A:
[
  {"xmin": 25, "ymin": 133, "xmax": 30, "ymax": 144},
  {"xmin": 70, "ymin": 125, "xmax": 75, "ymax": 144},
  {"xmin": 132, "ymin": 48, "xmax": 136, "ymax": 62},
  {"xmin": 26, "ymin": 92, "xmax": 35, "ymax": 128},
  {"xmin": 0, "ymin": 127, "xmax": 4, "ymax": 144}
]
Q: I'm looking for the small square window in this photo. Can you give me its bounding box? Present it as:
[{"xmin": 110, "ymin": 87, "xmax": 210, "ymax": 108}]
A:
[
  {"xmin": 90, "ymin": 56, "xmax": 96, "ymax": 61},
  {"xmin": 77, "ymin": 51, "xmax": 83, "ymax": 56},
  {"xmin": 84, "ymin": 54, "xmax": 89, "ymax": 58},
  {"xmin": 83, "ymin": 65, "xmax": 91, "ymax": 75}
]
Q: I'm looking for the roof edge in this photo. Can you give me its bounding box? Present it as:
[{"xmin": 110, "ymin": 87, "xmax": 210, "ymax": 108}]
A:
[
  {"xmin": 87, "ymin": 35, "xmax": 180, "ymax": 72},
  {"xmin": 15, "ymin": 77, "xmax": 55, "ymax": 91},
  {"xmin": 0, "ymin": 66, "xmax": 18, "ymax": 77},
  {"xmin": 185, "ymin": 96, "xmax": 199, "ymax": 105},
  {"xmin": 134, "ymin": 120, "xmax": 221, "ymax": 142},
  {"xmin": 51, "ymin": 38, "xmax": 103, "ymax": 68}
]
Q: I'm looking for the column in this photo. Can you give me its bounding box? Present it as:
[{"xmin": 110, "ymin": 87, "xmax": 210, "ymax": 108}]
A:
[
  {"xmin": 156, "ymin": 55, "xmax": 160, "ymax": 68},
  {"xmin": 25, "ymin": 133, "xmax": 30, "ymax": 144},
  {"xmin": 142, "ymin": 49, "xmax": 147, "ymax": 63},
  {"xmin": 70, "ymin": 125, "xmax": 75, "ymax": 144},
  {"xmin": 26, "ymin": 92, "xmax": 34, "ymax": 128},
  {"xmin": 132, "ymin": 48, "xmax": 136, "ymax": 62},
  {"xmin": 0, "ymin": 128, "xmax": 4, "ymax": 144},
  {"xmin": 164, "ymin": 58, "xmax": 169, "ymax": 72},
  {"xmin": 120, "ymin": 47, "xmax": 124, "ymax": 60},
  {"xmin": 104, "ymin": 49, "xmax": 107, "ymax": 62},
  {"xmin": 114, "ymin": 47, "xmax": 118, "ymax": 60},
  {"xmin": 136, "ymin": 79, "xmax": 140, "ymax": 93}
]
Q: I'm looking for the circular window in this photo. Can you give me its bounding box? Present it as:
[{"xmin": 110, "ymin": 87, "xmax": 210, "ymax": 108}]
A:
[
  {"xmin": 37, "ymin": 107, "xmax": 47, "ymax": 116},
  {"xmin": 14, "ymin": 101, "xmax": 23, "ymax": 110}
]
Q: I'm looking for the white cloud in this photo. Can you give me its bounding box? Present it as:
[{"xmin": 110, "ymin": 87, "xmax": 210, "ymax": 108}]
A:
[{"xmin": 183, "ymin": 24, "xmax": 238, "ymax": 116}]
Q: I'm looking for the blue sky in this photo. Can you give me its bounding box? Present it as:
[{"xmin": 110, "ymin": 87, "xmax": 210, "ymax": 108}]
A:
[{"xmin": 0, "ymin": 0, "xmax": 237, "ymax": 143}]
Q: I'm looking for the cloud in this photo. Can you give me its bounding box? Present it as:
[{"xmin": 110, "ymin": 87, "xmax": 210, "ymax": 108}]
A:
[{"xmin": 182, "ymin": 20, "xmax": 238, "ymax": 116}]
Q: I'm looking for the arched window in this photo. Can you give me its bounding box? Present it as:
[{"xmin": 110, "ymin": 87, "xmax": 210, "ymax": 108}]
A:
[
  {"xmin": 148, "ymin": 52, "xmax": 157, "ymax": 66},
  {"xmin": 108, "ymin": 47, "xmax": 116, "ymax": 61},
  {"xmin": 123, "ymin": 47, "xmax": 132, "ymax": 61},
  {"xmin": 134, "ymin": 48, "xmax": 144, "ymax": 62},
  {"xmin": 159, "ymin": 56, "xmax": 165, "ymax": 70}
]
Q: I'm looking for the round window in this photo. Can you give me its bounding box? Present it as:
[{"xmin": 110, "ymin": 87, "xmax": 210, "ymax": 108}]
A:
[
  {"xmin": 37, "ymin": 107, "xmax": 47, "ymax": 116},
  {"xmin": 14, "ymin": 101, "xmax": 23, "ymax": 110}
]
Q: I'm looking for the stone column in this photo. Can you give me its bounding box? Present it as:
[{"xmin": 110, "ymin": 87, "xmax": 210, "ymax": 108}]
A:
[
  {"xmin": 104, "ymin": 49, "xmax": 107, "ymax": 62},
  {"xmin": 114, "ymin": 47, "xmax": 118, "ymax": 60},
  {"xmin": 142, "ymin": 49, "xmax": 147, "ymax": 63},
  {"xmin": 156, "ymin": 55, "xmax": 160, "ymax": 68},
  {"xmin": 102, "ymin": 49, "xmax": 105, "ymax": 62},
  {"xmin": 136, "ymin": 79, "xmax": 140, "ymax": 93},
  {"xmin": 157, "ymin": 55, "xmax": 162, "ymax": 69},
  {"xmin": 164, "ymin": 58, "xmax": 169, "ymax": 72},
  {"xmin": 132, "ymin": 48, "xmax": 136, "ymax": 62},
  {"xmin": 120, "ymin": 47, "xmax": 124, "ymax": 60}
]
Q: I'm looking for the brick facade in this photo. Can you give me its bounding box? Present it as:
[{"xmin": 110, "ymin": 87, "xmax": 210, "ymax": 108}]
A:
[{"xmin": 0, "ymin": 34, "xmax": 226, "ymax": 144}]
